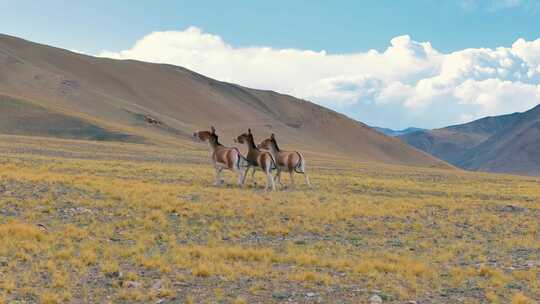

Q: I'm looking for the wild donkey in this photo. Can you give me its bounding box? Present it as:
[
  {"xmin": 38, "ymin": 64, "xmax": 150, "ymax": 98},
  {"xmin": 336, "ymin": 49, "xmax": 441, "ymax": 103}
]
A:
[
  {"xmin": 193, "ymin": 127, "xmax": 249, "ymax": 186},
  {"xmin": 258, "ymin": 133, "xmax": 311, "ymax": 189},
  {"xmin": 235, "ymin": 129, "xmax": 277, "ymax": 191}
]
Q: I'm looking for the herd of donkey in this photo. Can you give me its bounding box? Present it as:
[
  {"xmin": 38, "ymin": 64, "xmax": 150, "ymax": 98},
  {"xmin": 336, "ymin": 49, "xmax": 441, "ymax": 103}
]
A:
[{"xmin": 193, "ymin": 127, "xmax": 311, "ymax": 191}]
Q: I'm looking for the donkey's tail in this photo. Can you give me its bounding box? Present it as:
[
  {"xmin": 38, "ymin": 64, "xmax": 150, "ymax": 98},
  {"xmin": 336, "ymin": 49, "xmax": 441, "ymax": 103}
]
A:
[
  {"xmin": 294, "ymin": 152, "xmax": 306, "ymax": 174},
  {"xmin": 233, "ymin": 148, "xmax": 250, "ymax": 170},
  {"xmin": 268, "ymin": 152, "xmax": 278, "ymax": 171}
]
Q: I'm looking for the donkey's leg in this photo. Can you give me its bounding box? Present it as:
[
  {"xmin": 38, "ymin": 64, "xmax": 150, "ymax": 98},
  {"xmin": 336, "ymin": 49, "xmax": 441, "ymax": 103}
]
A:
[
  {"xmin": 297, "ymin": 155, "xmax": 312, "ymax": 188},
  {"xmin": 268, "ymin": 159, "xmax": 277, "ymax": 191},
  {"xmin": 250, "ymin": 167, "xmax": 257, "ymax": 186},
  {"xmin": 303, "ymin": 172, "xmax": 312, "ymax": 188},
  {"xmin": 265, "ymin": 170, "xmax": 276, "ymax": 192},
  {"xmin": 220, "ymin": 170, "xmax": 225, "ymax": 184},
  {"xmin": 274, "ymin": 169, "xmax": 283, "ymax": 187},
  {"xmin": 214, "ymin": 167, "xmax": 223, "ymax": 186},
  {"xmin": 289, "ymin": 171, "xmax": 296, "ymax": 189},
  {"xmin": 241, "ymin": 167, "xmax": 250, "ymax": 185},
  {"xmin": 236, "ymin": 168, "xmax": 246, "ymax": 187}
]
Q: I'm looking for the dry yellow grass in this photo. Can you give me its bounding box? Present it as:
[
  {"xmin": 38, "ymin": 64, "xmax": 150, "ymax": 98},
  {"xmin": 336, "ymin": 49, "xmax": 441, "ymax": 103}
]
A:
[{"xmin": 0, "ymin": 135, "xmax": 539, "ymax": 303}]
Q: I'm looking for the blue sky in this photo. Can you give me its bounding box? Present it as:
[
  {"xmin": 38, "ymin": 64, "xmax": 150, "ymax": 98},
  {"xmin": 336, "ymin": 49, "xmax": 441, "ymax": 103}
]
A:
[
  {"xmin": 2, "ymin": 0, "xmax": 540, "ymax": 129},
  {"xmin": 3, "ymin": 0, "xmax": 540, "ymax": 54}
]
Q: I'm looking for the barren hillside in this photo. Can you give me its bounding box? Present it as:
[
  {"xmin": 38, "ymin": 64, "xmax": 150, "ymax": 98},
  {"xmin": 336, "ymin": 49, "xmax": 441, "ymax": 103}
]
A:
[{"xmin": 0, "ymin": 33, "xmax": 448, "ymax": 168}]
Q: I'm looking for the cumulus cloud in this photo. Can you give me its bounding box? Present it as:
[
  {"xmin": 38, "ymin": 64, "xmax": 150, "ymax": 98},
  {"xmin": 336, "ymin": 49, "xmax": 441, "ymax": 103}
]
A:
[{"xmin": 98, "ymin": 27, "xmax": 540, "ymax": 129}]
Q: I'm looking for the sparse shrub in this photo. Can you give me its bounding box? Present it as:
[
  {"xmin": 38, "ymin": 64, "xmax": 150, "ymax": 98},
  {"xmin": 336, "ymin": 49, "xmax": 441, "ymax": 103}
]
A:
[
  {"xmin": 40, "ymin": 291, "xmax": 61, "ymax": 304},
  {"xmin": 0, "ymin": 278, "xmax": 16, "ymax": 294},
  {"xmin": 233, "ymin": 296, "xmax": 248, "ymax": 304},
  {"xmin": 100, "ymin": 260, "xmax": 119, "ymax": 276},
  {"xmin": 192, "ymin": 263, "xmax": 211, "ymax": 277},
  {"xmin": 80, "ymin": 248, "xmax": 97, "ymax": 265},
  {"xmin": 512, "ymin": 292, "xmax": 533, "ymax": 304}
]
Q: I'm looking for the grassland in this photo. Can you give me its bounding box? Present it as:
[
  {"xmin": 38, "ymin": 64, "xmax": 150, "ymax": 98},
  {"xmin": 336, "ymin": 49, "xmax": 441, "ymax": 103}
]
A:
[{"xmin": 0, "ymin": 134, "xmax": 539, "ymax": 303}]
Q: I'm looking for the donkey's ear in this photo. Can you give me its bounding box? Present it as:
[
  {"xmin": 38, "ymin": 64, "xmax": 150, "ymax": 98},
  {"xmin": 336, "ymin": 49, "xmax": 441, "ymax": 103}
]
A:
[
  {"xmin": 211, "ymin": 126, "xmax": 216, "ymax": 133},
  {"xmin": 248, "ymin": 128, "xmax": 252, "ymax": 134},
  {"xmin": 271, "ymin": 133, "xmax": 275, "ymax": 139}
]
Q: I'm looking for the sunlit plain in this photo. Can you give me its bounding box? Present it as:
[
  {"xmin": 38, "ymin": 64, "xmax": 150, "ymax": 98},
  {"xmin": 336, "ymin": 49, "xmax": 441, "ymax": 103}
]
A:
[{"xmin": 0, "ymin": 135, "xmax": 538, "ymax": 303}]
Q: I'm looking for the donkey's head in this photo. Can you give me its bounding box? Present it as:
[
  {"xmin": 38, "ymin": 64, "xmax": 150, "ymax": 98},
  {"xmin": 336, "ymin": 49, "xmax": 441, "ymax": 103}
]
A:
[
  {"xmin": 257, "ymin": 133, "xmax": 280, "ymax": 151},
  {"xmin": 257, "ymin": 133, "xmax": 274, "ymax": 149},
  {"xmin": 193, "ymin": 126, "xmax": 218, "ymax": 143},
  {"xmin": 234, "ymin": 128, "xmax": 254, "ymax": 145}
]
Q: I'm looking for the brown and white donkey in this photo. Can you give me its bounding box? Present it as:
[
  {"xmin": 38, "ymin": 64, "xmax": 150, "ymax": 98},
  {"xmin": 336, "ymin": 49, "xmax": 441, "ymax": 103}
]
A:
[
  {"xmin": 235, "ymin": 129, "xmax": 277, "ymax": 191},
  {"xmin": 193, "ymin": 127, "xmax": 249, "ymax": 186},
  {"xmin": 258, "ymin": 133, "xmax": 311, "ymax": 189}
]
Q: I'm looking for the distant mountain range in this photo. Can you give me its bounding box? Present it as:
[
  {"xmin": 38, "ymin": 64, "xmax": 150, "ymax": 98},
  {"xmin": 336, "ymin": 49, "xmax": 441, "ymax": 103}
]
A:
[
  {"xmin": 0, "ymin": 33, "xmax": 449, "ymax": 169},
  {"xmin": 373, "ymin": 127, "xmax": 426, "ymax": 137},
  {"xmin": 399, "ymin": 105, "xmax": 540, "ymax": 175}
]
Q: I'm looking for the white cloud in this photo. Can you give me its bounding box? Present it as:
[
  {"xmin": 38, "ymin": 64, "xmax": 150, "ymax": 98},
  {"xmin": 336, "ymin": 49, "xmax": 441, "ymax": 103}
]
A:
[
  {"xmin": 70, "ymin": 49, "xmax": 88, "ymax": 55},
  {"xmin": 512, "ymin": 38, "xmax": 540, "ymax": 69},
  {"xmin": 98, "ymin": 27, "xmax": 540, "ymax": 129},
  {"xmin": 455, "ymin": 79, "xmax": 540, "ymax": 115}
]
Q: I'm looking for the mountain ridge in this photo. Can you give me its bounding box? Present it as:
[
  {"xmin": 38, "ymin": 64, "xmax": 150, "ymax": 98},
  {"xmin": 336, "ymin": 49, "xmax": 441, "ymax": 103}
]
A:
[
  {"xmin": 400, "ymin": 104, "xmax": 540, "ymax": 175},
  {"xmin": 0, "ymin": 33, "xmax": 449, "ymax": 169},
  {"xmin": 374, "ymin": 127, "xmax": 426, "ymax": 137}
]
